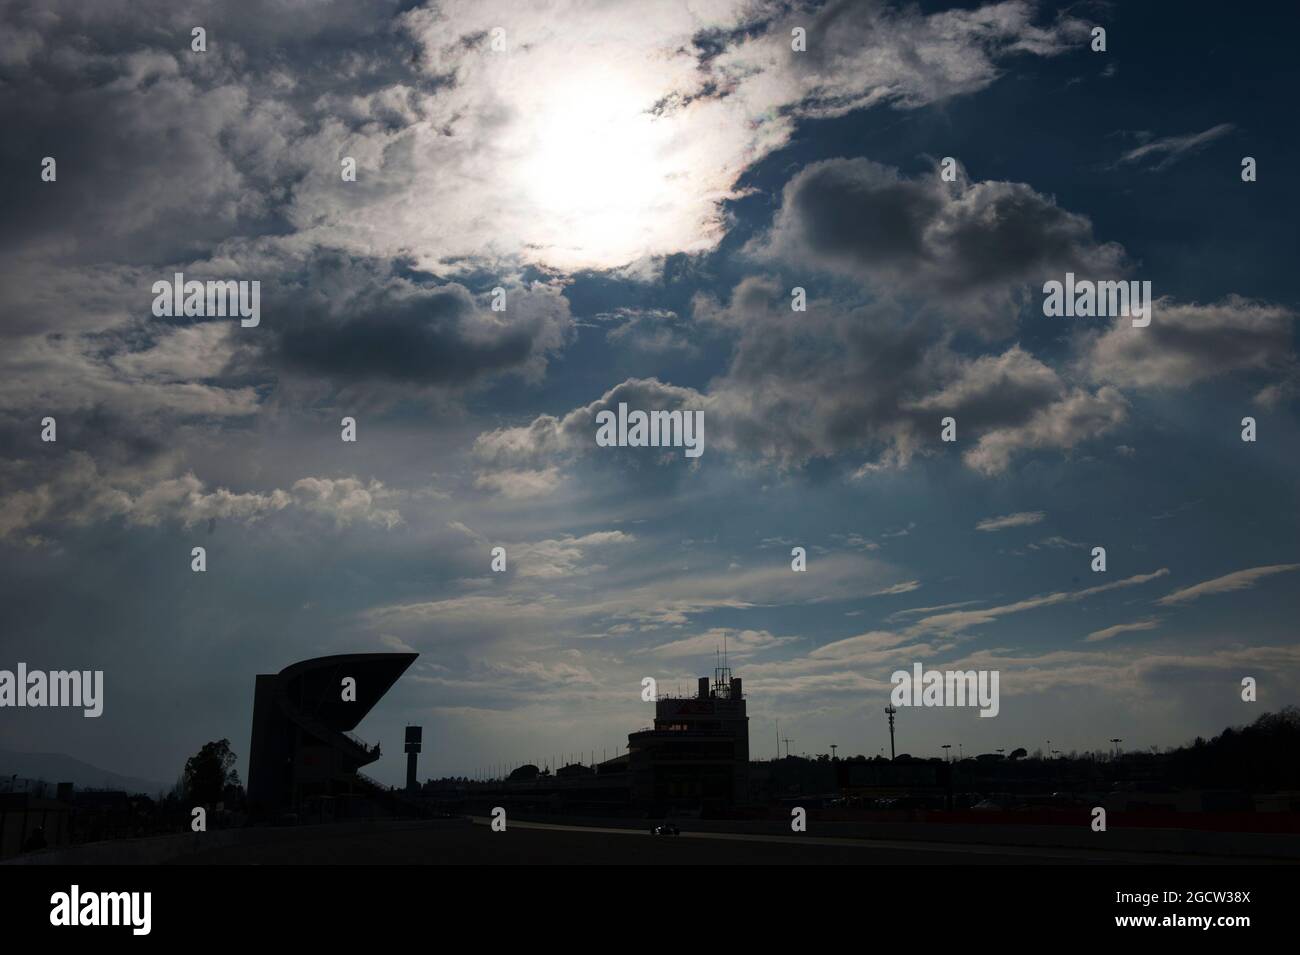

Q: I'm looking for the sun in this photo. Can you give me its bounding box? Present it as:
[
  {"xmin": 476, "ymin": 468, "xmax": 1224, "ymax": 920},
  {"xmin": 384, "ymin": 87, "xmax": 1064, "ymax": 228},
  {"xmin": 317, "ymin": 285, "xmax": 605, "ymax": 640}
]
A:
[{"xmin": 513, "ymin": 70, "xmax": 686, "ymax": 268}]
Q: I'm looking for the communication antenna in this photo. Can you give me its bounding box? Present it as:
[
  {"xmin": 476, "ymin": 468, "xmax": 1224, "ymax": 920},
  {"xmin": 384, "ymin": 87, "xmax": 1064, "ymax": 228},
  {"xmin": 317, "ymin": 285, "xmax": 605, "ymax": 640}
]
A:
[{"xmin": 713, "ymin": 642, "xmax": 733, "ymax": 697}]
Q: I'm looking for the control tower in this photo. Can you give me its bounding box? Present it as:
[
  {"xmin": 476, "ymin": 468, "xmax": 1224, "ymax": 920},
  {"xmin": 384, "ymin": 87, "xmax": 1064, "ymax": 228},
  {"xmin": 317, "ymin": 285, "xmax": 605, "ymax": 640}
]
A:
[{"xmin": 627, "ymin": 666, "xmax": 749, "ymax": 811}]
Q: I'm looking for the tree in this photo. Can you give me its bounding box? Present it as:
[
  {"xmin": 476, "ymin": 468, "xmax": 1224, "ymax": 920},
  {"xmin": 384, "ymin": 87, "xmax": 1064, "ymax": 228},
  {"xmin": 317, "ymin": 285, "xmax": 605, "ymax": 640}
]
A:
[
  {"xmin": 1008, "ymin": 747, "xmax": 1028, "ymax": 761},
  {"xmin": 183, "ymin": 739, "xmax": 241, "ymax": 805}
]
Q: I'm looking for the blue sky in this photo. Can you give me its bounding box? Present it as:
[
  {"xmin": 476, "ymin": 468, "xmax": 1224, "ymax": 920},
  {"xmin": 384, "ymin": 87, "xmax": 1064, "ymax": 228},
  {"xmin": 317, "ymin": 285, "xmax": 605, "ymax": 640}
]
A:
[{"xmin": 0, "ymin": 0, "xmax": 1297, "ymax": 787}]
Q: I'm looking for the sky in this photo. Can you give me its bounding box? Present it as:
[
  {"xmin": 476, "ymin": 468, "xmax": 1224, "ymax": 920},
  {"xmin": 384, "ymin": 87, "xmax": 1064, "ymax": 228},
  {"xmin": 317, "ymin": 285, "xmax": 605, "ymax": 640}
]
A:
[{"xmin": 1, "ymin": 0, "xmax": 1297, "ymax": 789}]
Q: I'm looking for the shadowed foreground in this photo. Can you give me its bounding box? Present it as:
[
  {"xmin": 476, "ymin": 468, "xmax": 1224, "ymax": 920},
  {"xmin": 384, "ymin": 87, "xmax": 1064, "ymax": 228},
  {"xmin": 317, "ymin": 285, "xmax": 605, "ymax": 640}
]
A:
[{"xmin": 168, "ymin": 818, "xmax": 1279, "ymax": 865}]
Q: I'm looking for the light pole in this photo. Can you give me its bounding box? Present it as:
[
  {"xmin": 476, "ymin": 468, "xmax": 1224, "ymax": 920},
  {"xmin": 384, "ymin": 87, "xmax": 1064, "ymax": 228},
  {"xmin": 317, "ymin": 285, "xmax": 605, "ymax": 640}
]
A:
[
  {"xmin": 885, "ymin": 704, "xmax": 897, "ymax": 761},
  {"xmin": 830, "ymin": 744, "xmax": 838, "ymax": 760},
  {"xmin": 1110, "ymin": 738, "xmax": 1123, "ymax": 758},
  {"xmin": 942, "ymin": 744, "xmax": 952, "ymax": 762}
]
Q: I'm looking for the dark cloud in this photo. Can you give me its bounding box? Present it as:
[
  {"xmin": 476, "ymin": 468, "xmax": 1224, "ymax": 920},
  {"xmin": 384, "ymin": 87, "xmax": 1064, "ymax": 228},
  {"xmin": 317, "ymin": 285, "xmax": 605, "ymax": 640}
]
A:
[
  {"xmin": 750, "ymin": 158, "xmax": 1126, "ymax": 330},
  {"xmin": 906, "ymin": 346, "xmax": 1063, "ymax": 432},
  {"xmin": 489, "ymin": 275, "xmax": 1128, "ymax": 481},
  {"xmin": 697, "ymin": 277, "xmax": 1126, "ymax": 474},
  {"xmin": 698, "ymin": 276, "xmax": 938, "ymax": 468},
  {"xmin": 262, "ymin": 257, "xmax": 573, "ymax": 388},
  {"xmin": 0, "ymin": 0, "xmax": 427, "ymax": 266}
]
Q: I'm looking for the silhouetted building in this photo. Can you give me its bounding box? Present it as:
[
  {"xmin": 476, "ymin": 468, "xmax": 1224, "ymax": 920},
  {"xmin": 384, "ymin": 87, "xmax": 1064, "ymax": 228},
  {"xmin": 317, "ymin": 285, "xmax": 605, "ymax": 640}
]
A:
[
  {"xmin": 628, "ymin": 668, "xmax": 749, "ymax": 812},
  {"xmin": 247, "ymin": 653, "xmax": 416, "ymax": 820},
  {"xmin": 0, "ymin": 792, "xmax": 71, "ymax": 859},
  {"xmin": 556, "ymin": 762, "xmax": 593, "ymax": 779}
]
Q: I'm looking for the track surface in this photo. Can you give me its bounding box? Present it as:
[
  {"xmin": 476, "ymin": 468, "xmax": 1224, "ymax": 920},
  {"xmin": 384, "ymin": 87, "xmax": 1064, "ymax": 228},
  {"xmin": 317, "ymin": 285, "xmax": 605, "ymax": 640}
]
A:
[{"xmin": 171, "ymin": 818, "xmax": 1276, "ymax": 865}]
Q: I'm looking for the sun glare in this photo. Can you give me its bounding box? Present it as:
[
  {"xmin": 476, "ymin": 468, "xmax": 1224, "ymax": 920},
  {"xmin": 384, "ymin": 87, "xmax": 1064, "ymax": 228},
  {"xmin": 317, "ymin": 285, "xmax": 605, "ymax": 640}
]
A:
[{"xmin": 515, "ymin": 72, "xmax": 682, "ymax": 267}]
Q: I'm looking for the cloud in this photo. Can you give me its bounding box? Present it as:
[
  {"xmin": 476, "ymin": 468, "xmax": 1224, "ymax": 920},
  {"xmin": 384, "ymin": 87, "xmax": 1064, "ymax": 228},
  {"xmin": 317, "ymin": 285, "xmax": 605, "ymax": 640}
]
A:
[
  {"xmin": 906, "ymin": 347, "xmax": 1064, "ymax": 424},
  {"xmin": 1156, "ymin": 564, "xmax": 1300, "ymax": 607},
  {"xmin": 0, "ymin": 454, "xmax": 412, "ymax": 540},
  {"xmin": 471, "ymin": 376, "xmax": 707, "ymax": 490},
  {"xmin": 380, "ymin": 0, "xmax": 1091, "ymax": 272},
  {"xmin": 646, "ymin": 627, "xmax": 794, "ymax": 659},
  {"xmin": 0, "ymin": 41, "xmax": 301, "ymax": 265},
  {"xmin": 0, "ymin": 284, "xmax": 257, "ymax": 421},
  {"xmin": 700, "ymin": 279, "xmax": 1125, "ymax": 474},
  {"xmin": 290, "ymin": 477, "xmax": 404, "ymax": 529},
  {"xmin": 832, "ymin": 532, "xmax": 880, "ymax": 552},
  {"xmin": 8, "ymin": 0, "xmax": 1068, "ymax": 277},
  {"xmin": 715, "ymin": 0, "xmax": 1091, "ymax": 116},
  {"xmin": 698, "ymin": 277, "xmax": 937, "ymax": 470},
  {"xmin": 364, "ymin": 549, "xmax": 892, "ymax": 645},
  {"xmin": 901, "ymin": 345, "xmax": 1129, "ymax": 475},
  {"xmin": 697, "ymin": 619, "xmax": 1300, "ymax": 712},
  {"xmin": 872, "ymin": 580, "xmax": 921, "ymax": 596},
  {"xmin": 485, "ymin": 288, "xmax": 1128, "ymax": 481},
  {"xmin": 961, "ymin": 385, "xmax": 1128, "ymax": 476},
  {"xmin": 1029, "ymin": 536, "xmax": 1088, "ymax": 550},
  {"xmin": 0, "ymin": 254, "xmax": 577, "ymax": 512},
  {"xmin": 508, "ymin": 530, "xmax": 636, "ymax": 579},
  {"xmin": 688, "ymin": 163, "xmax": 1137, "ymax": 474},
  {"xmin": 1079, "ymin": 295, "xmax": 1295, "ymax": 392},
  {"xmin": 255, "ymin": 255, "xmax": 574, "ymax": 390},
  {"xmin": 885, "ymin": 600, "xmax": 986, "ymax": 623},
  {"xmin": 936, "ymin": 641, "xmax": 1300, "ymax": 700},
  {"xmin": 749, "ymin": 158, "xmax": 1125, "ymax": 330},
  {"xmin": 1113, "ymin": 123, "xmax": 1235, "ymax": 171},
  {"xmin": 413, "ymin": 656, "xmax": 601, "ymax": 704},
  {"xmin": 472, "ymin": 467, "xmax": 563, "ymax": 500},
  {"xmin": 975, "ymin": 511, "xmax": 1045, "ymax": 532},
  {"xmin": 909, "ymin": 568, "xmax": 1171, "ymax": 638},
  {"xmin": 1083, "ymin": 618, "xmax": 1161, "ymax": 643},
  {"xmin": 601, "ymin": 309, "xmax": 697, "ymax": 355},
  {"xmin": 809, "ymin": 630, "xmax": 912, "ymax": 660},
  {"xmin": 1254, "ymin": 374, "xmax": 1300, "ymax": 410}
]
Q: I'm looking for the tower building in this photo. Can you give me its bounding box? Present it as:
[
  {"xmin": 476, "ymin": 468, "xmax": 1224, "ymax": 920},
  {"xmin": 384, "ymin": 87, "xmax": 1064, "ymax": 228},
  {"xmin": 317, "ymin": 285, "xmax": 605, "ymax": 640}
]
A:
[
  {"xmin": 247, "ymin": 652, "xmax": 416, "ymax": 819},
  {"xmin": 627, "ymin": 667, "xmax": 749, "ymax": 812}
]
